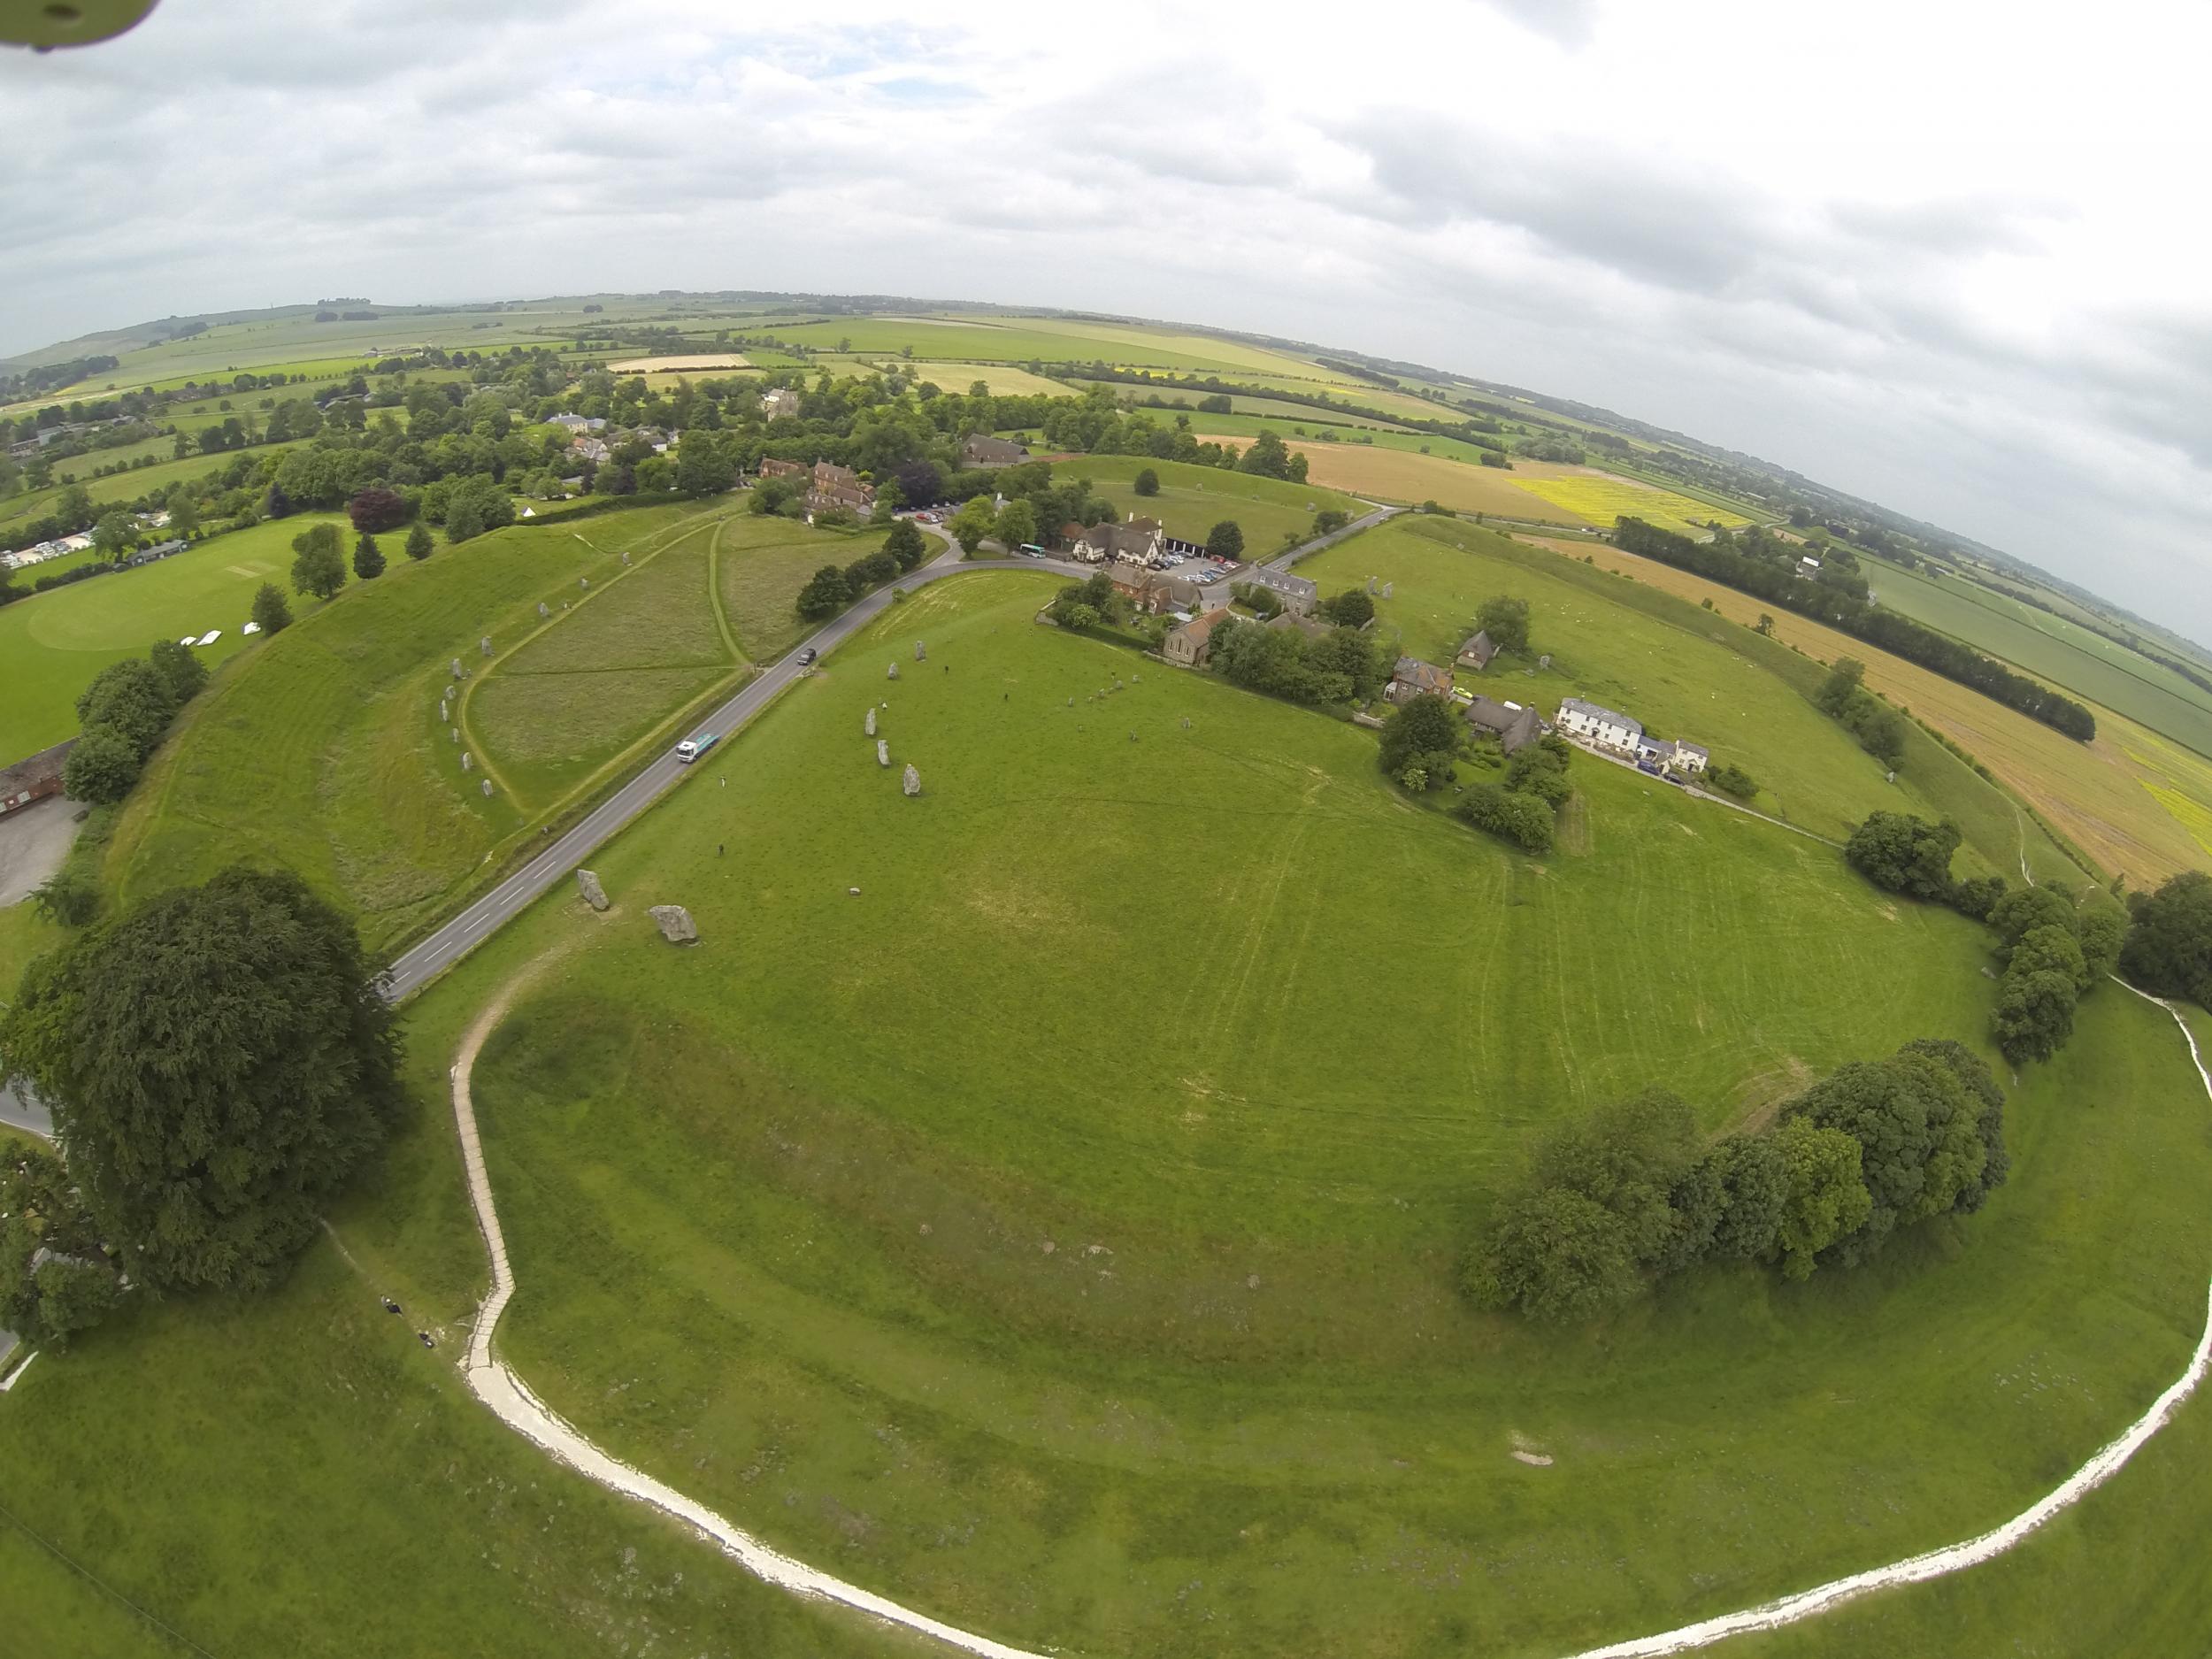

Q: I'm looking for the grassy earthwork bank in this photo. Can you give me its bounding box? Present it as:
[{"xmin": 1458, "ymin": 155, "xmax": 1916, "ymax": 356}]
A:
[
  {"xmin": 354, "ymin": 572, "xmax": 2212, "ymax": 1659},
  {"xmin": 1055, "ymin": 453, "xmax": 1363, "ymax": 551},
  {"xmin": 100, "ymin": 496, "xmax": 871, "ymax": 953},
  {"xmin": 1550, "ymin": 534, "xmax": 2212, "ymax": 885}
]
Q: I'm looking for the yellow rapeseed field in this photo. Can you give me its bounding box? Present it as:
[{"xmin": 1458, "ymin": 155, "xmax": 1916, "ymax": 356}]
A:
[{"xmin": 1510, "ymin": 472, "xmax": 1752, "ymax": 537}]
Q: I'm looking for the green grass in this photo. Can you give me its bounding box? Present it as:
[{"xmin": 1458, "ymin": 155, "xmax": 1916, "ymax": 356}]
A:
[
  {"xmin": 349, "ymin": 571, "xmax": 2212, "ymax": 1658},
  {"xmin": 1055, "ymin": 454, "xmax": 1363, "ymax": 553},
  {"xmin": 0, "ymin": 513, "xmax": 346, "ymax": 762},
  {"xmin": 497, "ymin": 533, "xmax": 731, "ymax": 674},
  {"xmin": 1300, "ymin": 518, "xmax": 1932, "ymax": 844},
  {"xmin": 1863, "ymin": 553, "xmax": 2212, "ymax": 757},
  {"xmin": 1, "ymin": 445, "xmax": 304, "ymax": 535},
  {"xmin": 104, "ymin": 503, "xmax": 728, "ymax": 951},
  {"xmin": 714, "ymin": 512, "xmax": 879, "ymax": 663}
]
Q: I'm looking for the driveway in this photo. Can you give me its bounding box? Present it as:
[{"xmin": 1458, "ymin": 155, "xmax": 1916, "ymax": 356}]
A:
[{"xmin": 0, "ymin": 795, "xmax": 78, "ymax": 907}]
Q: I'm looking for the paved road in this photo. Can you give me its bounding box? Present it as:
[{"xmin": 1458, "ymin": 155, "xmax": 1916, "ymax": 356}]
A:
[
  {"xmin": 383, "ymin": 549, "xmax": 1088, "ymax": 1001},
  {"xmin": 1263, "ymin": 503, "xmax": 1399, "ymax": 572},
  {"xmin": 0, "ymin": 1078, "xmax": 53, "ymax": 1141}
]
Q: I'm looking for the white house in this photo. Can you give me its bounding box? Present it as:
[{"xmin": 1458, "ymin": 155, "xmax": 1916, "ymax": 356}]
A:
[
  {"xmin": 1635, "ymin": 733, "xmax": 1710, "ymax": 773},
  {"xmin": 760, "ymin": 388, "xmax": 802, "ymax": 419},
  {"xmin": 1556, "ymin": 697, "xmax": 1642, "ymax": 753}
]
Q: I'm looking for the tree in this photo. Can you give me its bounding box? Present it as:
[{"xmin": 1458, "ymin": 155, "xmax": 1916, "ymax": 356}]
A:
[
  {"xmin": 1770, "ymin": 1119, "xmax": 1871, "ymax": 1280},
  {"xmin": 1755, "ymin": 613, "xmax": 1775, "ymax": 635},
  {"xmin": 676, "ymin": 432, "xmax": 737, "ymax": 496},
  {"xmin": 1505, "ymin": 746, "xmax": 1571, "ymax": 808},
  {"xmin": 251, "ymin": 581, "xmax": 293, "ymax": 635},
  {"xmin": 0, "ymin": 1144, "xmax": 119, "ymax": 1348},
  {"xmin": 882, "ymin": 518, "xmax": 928, "ymax": 572},
  {"xmin": 346, "ymin": 486, "xmax": 407, "ymax": 533},
  {"xmin": 945, "ymin": 495, "xmax": 996, "ymax": 554},
  {"xmin": 445, "ymin": 494, "xmax": 486, "ymax": 544},
  {"xmin": 2012, "ymin": 921, "xmax": 2091, "ymax": 995},
  {"xmin": 1814, "ymin": 657, "xmax": 1867, "ymax": 715},
  {"xmin": 1476, "ymin": 595, "xmax": 1531, "ymax": 655},
  {"xmin": 405, "ymin": 522, "xmax": 434, "ymax": 561},
  {"xmin": 1845, "ymin": 811, "xmax": 1961, "ymax": 902},
  {"xmin": 0, "ymin": 866, "xmax": 405, "ymax": 1295},
  {"xmin": 1456, "ymin": 783, "xmax": 1556, "ymax": 852},
  {"xmin": 30, "ymin": 866, "xmax": 101, "ymax": 927},
  {"xmin": 1702, "ymin": 1133, "xmax": 1788, "ymax": 1261},
  {"xmin": 2077, "ymin": 905, "xmax": 2125, "ymax": 984},
  {"xmin": 1989, "ymin": 887, "xmax": 2075, "ymax": 952},
  {"xmin": 1133, "ymin": 467, "xmax": 1160, "ymax": 496},
  {"xmin": 61, "ymin": 725, "xmax": 140, "ymax": 804},
  {"xmin": 994, "ymin": 498, "xmax": 1038, "ymax": 549},
  {"xmin": 91, "ymin": 509, "xmax": 135, "ymax": 559},
  {"xmin": 352, "ymin": 532, "xmax": 386, "ymax": 580},
  {"xmin": 147, "ymin": 636, "xmax": 209, "ymax": 705},
  {"xmin": 1206, "ymin": 519, "xmax": 1245, "ymax": 560},
  {"xmin": 1464, "ymin": 1186, "xmax": 1640, "ymax": 1323},
  {"xmin": 1236, "ymin": 429, "xmax": 1293, "ymax": 480},
  {"xmin": 289, "ymin": 523, "xmax": 347, "ymax": 600},
  {"xmin": 1994, "ymin": 967, "xmax": 2078, "ymax": 1064},
  {"xmin": 76, "ymin": 659, "xmax": 175, "ymax": 759},
  {"xmin": 2120, "ymin": 871, "xmax": 2212, "ymax": 1006},
  {"xmin": 1706, "ymin": 762, "xmax": 1757, "ymax": 798},
  {"xmin": 796, "ymin": 565, "xmax": 852, "ymax": 619},
  {"xmin": 1320, "ymin": 588, "xmax": 1374, "ymax": 628},
  {"xmin": 1377, "ymin": 693, "xmax": 1461, "ymax": 785}
]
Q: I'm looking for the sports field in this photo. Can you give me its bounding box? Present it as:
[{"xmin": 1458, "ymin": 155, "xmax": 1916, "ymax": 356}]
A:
[
  {"xmin": 361, "ymin": 572, "xmax": 2212, "ymax": 1659},
  {"xmin": 1058, "ymin": 454, "xmax": 1362, "ymax": 552},
  {"xmin": 0, "ymin": 513, "xmax": 345, "ymax": 763},
  {"xmin": 1561, "ymin": 537, "xmax": 2212, "ymax": 885},
  {"xmin": 1862, "ymin": 554, "xmax": 2212, "ymax": 757}
]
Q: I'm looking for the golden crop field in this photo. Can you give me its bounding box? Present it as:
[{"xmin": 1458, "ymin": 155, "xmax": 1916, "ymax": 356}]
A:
[
  {"xmin": 1187, "ymin": 434, "xmax": 1601, "ymax": 523},
  {"xmin": 901, "ymin": 361, "xmax": 1076, "ymax": 396},
  {"xmin": 1524, "ymin": 538, "xmax": 2212, "ymax": 885},
  {"xmin": 1509, "ymin": 471, "xmax": 1753, "ymax": 537},
  {"xmin": 608, "ymin": 353, "xmax": 753, "ymax": 373}
]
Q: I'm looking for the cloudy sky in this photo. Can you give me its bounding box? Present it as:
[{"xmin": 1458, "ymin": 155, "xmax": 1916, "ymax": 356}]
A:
[{"xmin": 5, "ymin": 0, "xmax": 2208, "ymax": 635}]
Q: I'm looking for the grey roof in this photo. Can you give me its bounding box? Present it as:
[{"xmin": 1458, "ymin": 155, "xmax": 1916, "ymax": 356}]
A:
[
  {"xmin": 1560, "ymin": 696, "xmax": 1641, "ymax": 735},
  {"xmin": 1466, "ymin": 696, "xmax": 1543, "ymax": 752},
  {"xmin": 1240, "ymin": 565, "xmax": 1317, "ymax": 600},
  {"xmin": 1458, "ymin": 629, "xmax": 1498, "ymax": 664}
]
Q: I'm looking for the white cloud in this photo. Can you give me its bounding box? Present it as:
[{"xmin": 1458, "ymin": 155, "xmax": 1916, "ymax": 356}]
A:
[{"xmin": 4, "ymin": 0, "xmax": 2210, "ymax": 636}]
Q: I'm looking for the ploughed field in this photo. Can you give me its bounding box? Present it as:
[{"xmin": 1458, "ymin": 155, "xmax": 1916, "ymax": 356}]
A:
[{"xmin": 396, "ymin": 573, "xmax": 2212, "ymax": 1658}]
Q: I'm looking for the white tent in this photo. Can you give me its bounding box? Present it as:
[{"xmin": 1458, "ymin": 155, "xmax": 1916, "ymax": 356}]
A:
[
  {"xmin": 196, "ymin": 630, "xmax": 221, "ymax": 646},
  {"xmin": 242, "ymin": 620, "xmax": 262, "ymax": 635},
  {"xmin": 179, "ymin": 635, "xmax": 196, "ymax": 645}
]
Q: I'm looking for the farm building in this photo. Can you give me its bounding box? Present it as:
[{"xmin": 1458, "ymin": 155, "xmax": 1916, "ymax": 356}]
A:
[
  {"xmin": 1456, "ymin": 629, "xmax": 1500, "ymax": 670},
  {"xmin": 960, "ymin": 434, "xmax": 1028, "ymax": 467},
  {"xmin": 1556, "ymin": 697, "xmax": 1642, "ymax": 753},
  {"xmin": 1466, "ymin": 696, "xmax": 1544, "ymax": 754},
  {"xmin": 0, "ymin": 739, "xmax": 77, "ymax": 817},
  {"xmin": 1386, "ymin": 657, "xmax": 1454, "ymax": 703},
  {"xmin": 1066, "ymin": 518, "xmax": 1165, "ymax": 565},
  {"xmin": 1236, "ymin": 565, "xmax": 1318, "ymax": 618},
  {"xmin": 1164, "ymin": 608, "xmax": 1233, "ymax": 668},
  {"xmin": 1267, "ymin": 611, "xmax": 1331, "ymax": 641},
  {"xmin": 804, "ymin": 461, "xmax": 875, "ymax": 515}
]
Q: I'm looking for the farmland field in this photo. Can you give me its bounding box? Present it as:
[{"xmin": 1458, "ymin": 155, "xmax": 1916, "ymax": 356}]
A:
[
  {"xmin": 609, "ymin": 353, "xmax": 753, "ymax": 373},
  {"xmin": 0, "ymin": 512, "xmax": 347, "ymax": 763},
  {"xmin": 899, "ymin": 361, "xmax": 1076, "ymax": 397},
  {"xmin": 1, "ymin": 442, "xmax": 306, "ymax": 536},
  {"xmin": 1056, "ymin": 454, "xmax": 1363, "ymax": 552},
  {"xmin": 712, "ymin": 512, "xmax": 883, "ymax": 663},
  {"xmin": 1555, "ymin": 537, "xmax": 2212, "ymax": 884},
  {"xmin": 1508, "ymin": 468, "xmax": 1754, "ymax": 535},
  {"xmin": 365, "ymin": 572, "xmax": 2212, "ymax": 1659},
  {"xmin": 1863, "ymin": 553, "xmax": 2212, "ymax": 757},
  {"xmin": 1187, "ymin": 433, "xmax": 1601, "ymax": 523}
]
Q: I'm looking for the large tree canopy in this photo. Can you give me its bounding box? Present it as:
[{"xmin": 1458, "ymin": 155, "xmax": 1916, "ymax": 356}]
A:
[
  {"xmin": 2120, "ymin": 870, "xmax": 2212, "ymax": 1008},
  {"xmin": 1844, "ymin": 810, "xmax": 1962, "ymax": 903},
  {"xmin": 0, "ymin": 867, "xmax": 404, "ymax": 1294}
]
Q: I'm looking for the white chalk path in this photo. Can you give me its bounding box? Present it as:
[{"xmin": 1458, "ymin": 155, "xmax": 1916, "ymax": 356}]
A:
[{"xmin": 446, "ymin": 981, "xmax": 2212, "ymax": 1659}]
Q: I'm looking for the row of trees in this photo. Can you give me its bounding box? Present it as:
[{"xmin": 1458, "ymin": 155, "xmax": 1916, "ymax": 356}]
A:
[
  {"xmin": 795, "ymin": 518, "xmax": 933, "ymax": 619},
  {"xmin": 1813, "ymin": 657, "xmax": 1907, "ymax": 768},
  {"xmin": 1613, "ymin": 517, "xmax": 2097, "ymax": 741},
  {"xmin": 57, "ymin": 641, "xmax": 209, "ymax": 813},
  {"xmin": 1468, "ymin": 1040, "xmax": 2007, "ymax": 1321}
]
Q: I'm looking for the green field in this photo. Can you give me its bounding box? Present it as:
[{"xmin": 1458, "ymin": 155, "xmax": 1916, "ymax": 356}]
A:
[
  {"xmin": 1, "ymin": 442, "xmax": 309, "ymax": 538},
  {"xmin": 1863, "ymin": 553, "xmax": 2212, "ymax": 757},
  {"xmin": 0, "ymin": 513, "xmax": 346, "ymax": 763},
  {"xmin": 1053, "ymin": 454, "xmax": 1362, "ymax": 552},
  {"xmin": 712, "ymin": 512, "xmax": 880, "ymax": 663},
  {"xmin": 369, "ymin": 572, "xmax": 2212, "ymax": 1659}
]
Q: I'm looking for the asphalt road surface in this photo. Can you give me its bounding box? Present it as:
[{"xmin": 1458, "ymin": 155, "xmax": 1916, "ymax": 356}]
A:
[
  {"xmin": 0, "ymin": 1079, "xmax": 52, "ymax": 1141},
  {"xmin": 382, "ymin": 549, "xmax": 1087, "ymax": 1001},
  {"xmin": 1263, "ymin": 503, "xmax": 1398, "ymax": 572}
]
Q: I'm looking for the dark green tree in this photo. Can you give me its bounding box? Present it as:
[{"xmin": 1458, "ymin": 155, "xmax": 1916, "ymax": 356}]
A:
[
  {"xmin": 251, "ymin": 581, "xmax": 293, "ymax": 634},
  {"xmin": 75, "ymin": 659, "xmax": 175, "ymax": 759},
  {"xmin": 2119, "ymin": 871, "xmax": 2212, "ymax": 1006},
  {"xmin": 60, "ymin": 726, "xmax": 140, "ymax": 804},
  {"xmin": 1771, "ymin": 1118, "xmax": 1872, "ymax": 1280},
  {"xmin": 1814, "ymin": 657, "xmax": 1868, "ymax": 715},
  {"xmin": 405, "ymin": 522, "xmax": 434, "ymax": 561},
  {"xmin": 289, "ymin": 523, "xmax": 347, "ymax": 600},
  {"xmin": 1994, "ymin": 967, "xmax": 2078, "ymax": 1064},
  {"xmin": 1378, "ymin": 693, "xmax": 1461, "ymax": 790},
  {"xmin": 945, "ymin": 495, "xmax": 996, "ymax": 554},
  {"xmin": 1205, "ymin": 519, "xmax": 1245, "ymax": 560},
  {"xmin": 1989, "ymin": 886, "xmax": 2075, "ymax": 949},
  {"xmin": 1320, "ymin": 588, "xmax": 1374, "ymax": 628},
  {"xmin": 352, "ymin": 532, "xmax": 385, "ymax": 580},
  {"xmin": 146, "ymin": 636, "xmax": 209, "ymax": 705},
  {"xmin": 882, "ymin": 518, "xmax": 927, "ymax": 572},
  {"xmin": 0, "ymin": 867, "xmax": 405, "ymax": 1295},
  {"xmin": 796, "ymin": 565, "xmax": 853, "ymax": 619},
  {"xmin": 1476, "ymin": 594, "xmax": 1531, "ymax": 655},
  {"xmin": 1133, "ymin": 467, "xmax": 1160, "ymax": 496},
  {"xmin": 1456, "ymin": 784, "xmax": 1556, "ymax": 852},
  {"xmin": 1705, "ymin": 762, "xmax": 1757, "ymax": 798},
  {"xmin": 1844, "ymin": 811, "xmax": 1962, "ymax": 902}
]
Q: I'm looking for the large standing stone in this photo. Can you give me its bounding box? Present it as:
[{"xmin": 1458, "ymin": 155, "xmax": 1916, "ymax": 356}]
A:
[
  {"xmin": 450, "ymin": 658, "xmax": 463, "ymax": 679},
  {"xmin": 450, "ymin": 726, "xmax": 459, "ymax": 744},
  {"xmin": 1366, "ymin": 576, "xmax": 1377, "ymax": 595},
  {"xmin": 902, "ymin": 764, "xmax": 921, "ymax": 797},
  {"xmin": 580, "ymin": 576, "xmax": 589, "ymax": 590},
  {"xmin": 460, "ymin": 751, "xmax": 472, "ymax": 772},
  {"xmin": 877, "ymin": 739, "xmax": 890, "ymax": 766},
  {"xmin": 538, "ymin": 601, "xmax": 551, "ymax": 618},
  {"xmin": 914, "ymin": 639, "xmax": 926, "ymax": 661},
  {"xmin": 649, "ymin": 904, "xmax": 698, "ymax": 943},
  {"xmin": 576, "ymin": 869, "xmax": 610, "ymax": 911},
  {"xmin": 621, "ymin": 550, "xmax": 631, "ymax": 567},
  {"xmin": 480, "ymin": 636, "xmax": 493, "ymax": 657},
  {"xmin": 480, "ymin": 778, "xmax": 494, "ymax": 797},
  {"xmin": 1539, "ymin": 653, "xmax": 1553, "ymax": 669},
  {"xmin": 887, "ymin": 663, "xmax": 900, "ymax": 680},
  {"xmin": 864, "ymin": 708, "xmax": 877, "ymax": 737},
  {"xmin": 1382, "ymin": 581, "xmax": 1394, "ymax": 599}
]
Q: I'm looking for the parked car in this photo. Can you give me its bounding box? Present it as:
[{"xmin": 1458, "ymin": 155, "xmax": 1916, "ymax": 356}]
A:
[{"xmin": 796, "ymin": 646, "xmax": 818, "ymax": 665}]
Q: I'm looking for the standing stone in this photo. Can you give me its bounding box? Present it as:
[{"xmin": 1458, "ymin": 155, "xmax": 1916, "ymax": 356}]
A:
[
  {"xmin": 576, "ymin": 870, "xmax": 610, "ymax": 911},
  {"xmin": 450, "ymin": 658, "xmax": 463, "ymax": 679},
  {"xmin": 480, "ymin": 636, "xmax": 492, "ymax": 657},
  {"xmin": 876, "ymin": 739, "xmax": 890, "ymax": 767},
  {"xmin": 864, "ymin": 708, "xmax": 877, "ymax": 737},
  {"xmin": 648, "ymin": 904, "xmax": 698, "ymax": 944},
  {"xmin": 460, "ymin": 751, "xmax": 472, "ymax": 772},
  {"xmin": 914, "ymin": 639, "xmax": 926, "ymax": 661},
  {"xmin": 538, "ymin": 601, "xmax": 550, "ymax": 618},
  {"xmin": 621, "ymin": 550, "xmax": 631, "ymax": 567},
  {"xmin": 1366, "ymin": 576, "xmax": 1377, "ymax": 595},
  {"xmin": 902, "ymin": 764, "xmax": 920, "ymax": 797},
  {"xmin": 480, "ymin": 778, "xmax": 494, "ymax": 797},
  {"xmin": 439, "ymin": 701, "xmax": 449, "ymax": 724},
  {"xmin": 887, "ymin": 663, "xmax": 900, "ymax": 680},
  {"xmin": 1539, "ymin": 653, "xmax": 1553, "ymax": 670},
  {"xmin": 1382, "ymin": 582, "xmax": 1394, "ymax": 599},
  {"xmin": 580, "ymin": 576, "xmax": 589, "ymax": 590},
  {"xmin": 450, "ymin": 726, "xmax": 459, "ymax": 744}
]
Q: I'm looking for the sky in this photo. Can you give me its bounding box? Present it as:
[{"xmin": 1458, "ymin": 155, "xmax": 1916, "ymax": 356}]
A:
[{"xmin": 4, "ymin": 0, "xmax": 2208, "ymax": 635}]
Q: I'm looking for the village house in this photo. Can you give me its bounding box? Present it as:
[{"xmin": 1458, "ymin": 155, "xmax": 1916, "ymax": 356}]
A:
[
  {"xmin": 1456, "ymin": 629, "xmax": 1499, "ymax": 670},
  {"xmin": 1164, "ymin": 606, "xmax": 1234, "ymax": 668},
  {"xmin": 1267, "ymin": 611, "xmax": 1331, "ymax": 641},
  {"xmin": 1555, "ymin": 697, "xmax": 1643, "ymax": 753},
  {"xmin": 1235, "ymin": 565, "xmax": 1318, "ymax": 618},
  {"xmin": 803, "ymin": 459, "xmax": 875, "ymax": 515},
  {"xmin": 1066, "ymin": 516, "xmax": 1165, "ymax": 565},
  {"xmin": 960, "ymin": 434, "xmax": 1028, "ymax": 468},
  {"xmin": 546, "ymin": 412, "xmax": 595, "ymax": 434},
  {"xmin": 760, "ymin": 388, "xmax": 802, "ymax": 419},
  {"xmin": 0, "ymin": 738, "xmax": 78, "ymax": 817},
  {"xmin": 757, "ymin": 456, "xmax": 807, "ymax": 483},
  {"xmin": 1465, "ymin": 696, "xmax": 1544, "ymax": 754},
  {"xmin": 1635, "ymin": 734, "xmax": 1710, "ymax": 773},
  {"xmin": 1385, "ymin": 657, "xmax": 1455, "ymax": 703}
]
